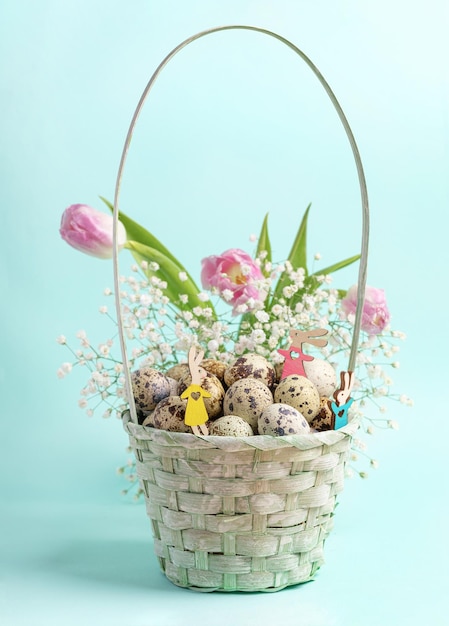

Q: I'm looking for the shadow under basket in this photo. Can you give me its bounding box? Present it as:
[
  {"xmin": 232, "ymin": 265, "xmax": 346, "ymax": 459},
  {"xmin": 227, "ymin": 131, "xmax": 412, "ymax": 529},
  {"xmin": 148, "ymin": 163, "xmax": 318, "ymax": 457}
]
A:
[{"xmin": 123, "ymin": 411, "xmax": 359, "ymax": 592}]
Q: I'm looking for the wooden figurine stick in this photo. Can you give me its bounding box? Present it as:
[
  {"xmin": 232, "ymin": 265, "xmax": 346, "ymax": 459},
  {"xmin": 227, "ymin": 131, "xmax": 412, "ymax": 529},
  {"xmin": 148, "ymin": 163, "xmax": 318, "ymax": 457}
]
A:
[
  {"xmin": 180, "ymin": 346, "xmax": 211, "ymax": 435},
  {"xmin": 330, "ymin": 371, "xmax": 355, "ymax": 430}
]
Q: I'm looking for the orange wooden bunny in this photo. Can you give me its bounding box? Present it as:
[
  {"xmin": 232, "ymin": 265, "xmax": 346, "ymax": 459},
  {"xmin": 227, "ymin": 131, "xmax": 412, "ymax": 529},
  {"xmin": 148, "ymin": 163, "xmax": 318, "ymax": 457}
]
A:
[{"xmin": 180, "ymin": 347, "xmax": 211, "ymax": 435}]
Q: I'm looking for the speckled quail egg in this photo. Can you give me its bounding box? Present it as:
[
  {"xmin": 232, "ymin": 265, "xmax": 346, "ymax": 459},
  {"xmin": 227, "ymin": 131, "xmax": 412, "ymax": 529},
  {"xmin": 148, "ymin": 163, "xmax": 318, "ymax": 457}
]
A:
[
  {"xmin": 131, "ymin": 367, "xmax": 172, "ymax": 412},
  {"xmin": 152, "ymin": 396, "xmax": 190, "ymax": 432},
  {"xmin": 223, "ymin": 378, "xmax": 273, "ymax": 431},
  {"xmin": 201, "ymin": 359, "xmax": 227, "ymax": 384},
  {"xmin": 258, "ymin": 403, "xmax": 310, "ymax": 436},
  {"xmin": 141, "ymin": 411, "xmax": 154, "ymax": 427},
  {"xmin": 303, "ymin": 358, "xmax": 337, "ymax": 398},
  {"xmin": 177, "ymin": 371, "xmax": 225, "ymax": 418},
  {"xmin": 209, "ymin": 415, "xmax": 254, "ymax": 437},
  {"xmin": 309, "ymin": 396, "xmax": 334, "ymax": 432},
  {"xmin": 165, "ymin": 363, "xmax": 190, "ymax": 381},
  {"xmin": 166, "ymin": 376, "xmax": 179, "ymax": 396},
  {"xmin": 224, "ymin": 354, "xmax": 275, "ymax": 388},
  {"xmin": 274, "ymin": 375, "xmax": 320, "ymax": 422}
]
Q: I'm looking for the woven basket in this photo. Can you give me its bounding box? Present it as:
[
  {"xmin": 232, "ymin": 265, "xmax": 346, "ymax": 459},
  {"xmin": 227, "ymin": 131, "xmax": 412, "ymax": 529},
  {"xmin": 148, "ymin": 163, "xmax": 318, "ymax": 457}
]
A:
[
  {"xmin": 113, "ymin": 26, "xmax": 370, "ymax": 593},
  {"xmin": 123, "ymin": 415, "xmax": 358, "ymax": 591}
]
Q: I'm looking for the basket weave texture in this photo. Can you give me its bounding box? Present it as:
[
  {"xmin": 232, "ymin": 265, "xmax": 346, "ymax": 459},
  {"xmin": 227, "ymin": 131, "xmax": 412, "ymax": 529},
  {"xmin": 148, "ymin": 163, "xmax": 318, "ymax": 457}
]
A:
[{"xmin": 123, "ymin": 412, "xmax": 358, "ymax": 592}]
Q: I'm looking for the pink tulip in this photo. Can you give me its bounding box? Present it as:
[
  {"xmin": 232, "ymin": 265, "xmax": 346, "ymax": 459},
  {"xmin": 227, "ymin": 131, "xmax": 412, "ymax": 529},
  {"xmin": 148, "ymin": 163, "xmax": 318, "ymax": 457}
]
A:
[
  {"xmin": 341, "ymin": 285, "xmax": 390, "ymax": 335},
  {"xmin": 201, "ymin": 248, "xmax": 266, "ymax": 314},
  {"xmin": 60, "ymin": 204, "xmax": 127, "ymax": 259}
]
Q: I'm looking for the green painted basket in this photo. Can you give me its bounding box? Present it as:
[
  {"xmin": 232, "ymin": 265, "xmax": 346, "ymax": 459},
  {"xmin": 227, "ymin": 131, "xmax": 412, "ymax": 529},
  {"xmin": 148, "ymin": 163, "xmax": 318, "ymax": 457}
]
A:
[{"xmin": 113, "ymin": 25, "xmax": 369, "ymax": 593}]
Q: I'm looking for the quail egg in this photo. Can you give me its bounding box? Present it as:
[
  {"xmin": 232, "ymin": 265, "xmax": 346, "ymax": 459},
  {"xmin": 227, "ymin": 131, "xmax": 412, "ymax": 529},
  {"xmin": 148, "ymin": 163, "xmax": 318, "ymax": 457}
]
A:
[
  {"xmin": 152, "ymin": 396, "xmax": 190, "ymax": 433},
  {"xmin": 165, "ymin": 363, "xmax": 190, "ymax": 381},
  {"xmin": 131, "ymin": 367, "xmax": 171, "ymax": 412},
  {"xmin": 223, "ymin": 378, "xmax": 273, "ymax": 431},
  {"xmin": 201, "ymin": 359, "xmax": 227, "ymax": 384},
  {"xmin": 309, "ymin": 396, "xmax": 334, "ymax": 432},
  {"xmin": 303, "ymin": 358, "xmax": 337, "ymax": 398},
  {"xmin": 258, "ymin": 403, "xmax": 310, "ymax": 436},
  {"xmin": 274, "ymin": 374, "xmax": 320, "ymax": 422},
  {"xmin": 209, "ymin": 415, "xmax": 254, "ymax": 437},
  {"xmin": 224, "ymin": 354, "xmax": 275, "ymax": 388}
]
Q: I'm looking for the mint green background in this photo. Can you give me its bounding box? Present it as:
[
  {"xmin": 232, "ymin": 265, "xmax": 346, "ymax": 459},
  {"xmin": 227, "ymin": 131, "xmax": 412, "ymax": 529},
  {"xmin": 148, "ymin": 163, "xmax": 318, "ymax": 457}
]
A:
[{"xmin": 1, "ymin": 1, "xmax": 448, "ymax": 625}]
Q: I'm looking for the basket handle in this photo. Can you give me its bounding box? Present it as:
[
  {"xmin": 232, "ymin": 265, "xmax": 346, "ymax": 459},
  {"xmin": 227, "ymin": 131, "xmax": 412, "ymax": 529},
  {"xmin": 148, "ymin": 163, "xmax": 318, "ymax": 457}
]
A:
[{"xmin": 112, "ymin": 25, "xmax": 369, "ymax": 425}]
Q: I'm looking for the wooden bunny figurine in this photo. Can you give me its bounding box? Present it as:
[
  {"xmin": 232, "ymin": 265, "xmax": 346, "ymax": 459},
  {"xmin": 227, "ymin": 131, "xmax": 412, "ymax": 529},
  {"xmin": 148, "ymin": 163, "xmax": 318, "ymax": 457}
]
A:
[
  {"xmin": 180, "ymin": 346, "xmax": 211, "ymax": 436},
  {"xmin": 277, "ymin": 328, "xmax": 328, "ymax": 379},
  {"xmin": 330, "ymin": 371, "xmax": 355, "ymax": 430}
]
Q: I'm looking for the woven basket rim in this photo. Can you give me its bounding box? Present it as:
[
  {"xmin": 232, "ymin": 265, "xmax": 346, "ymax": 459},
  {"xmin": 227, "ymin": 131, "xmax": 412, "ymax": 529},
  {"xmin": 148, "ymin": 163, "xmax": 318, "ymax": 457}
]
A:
[{"xmin": 122, "ymin": 410, "xmax": 359, "ymax": 451}]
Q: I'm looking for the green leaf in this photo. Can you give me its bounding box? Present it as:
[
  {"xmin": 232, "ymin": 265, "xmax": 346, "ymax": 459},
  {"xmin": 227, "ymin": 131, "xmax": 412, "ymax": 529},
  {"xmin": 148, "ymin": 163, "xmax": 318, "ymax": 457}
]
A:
[
  {"xmin": 256, "ymin": 213, "xmax": 272, "ymax": 265},
  {"xmin": 286, "ymin": 202, "xmax": 311, "ymax": 275},
  {"xmin": 100, "ymin": 196, "xmax": 213, "ymax": 314},
  {"xmin": 126, "ymin": 241, "xmax": 216, "ymax": 316},
  {"xmin": 271, "ymin": 203, "xmax": 311, "ymax": 302},
  {"xmin": 100, "ymin": 196, "xmax": 181, "ymax": 267},
  {"xmin": 312, "ymin": 254, "xmax": 360, "ymax": 276},
  {"xmin": 311, "ymin": 254, "xmax": 360, "ymax": 277}
]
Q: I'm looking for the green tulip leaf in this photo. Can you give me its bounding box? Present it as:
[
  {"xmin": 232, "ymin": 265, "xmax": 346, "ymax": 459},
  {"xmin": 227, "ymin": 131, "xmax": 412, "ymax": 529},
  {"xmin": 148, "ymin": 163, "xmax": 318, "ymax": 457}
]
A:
[
  {"xmin": 311, "ymin": 254, "xmax": 360, "ymax": 278},
  {"xmin": 256, "ymin": 213, "xmax": 272, "ymax": 266},
  {"xmin": 272, "ymin": 203, "xmax": 311, "ymax": 302},
  {"xmin": 100, "ymin": 196, "xmax": 209, "ymax": 310},
  {"xmin": 125, "ymin": 241, "xmax": 215, "ymax": 316},
  {"xmin": 100, "ymin": 196, "xmax": 185, "ymax": 269},
  {"xmin": 286, "ymin": 202, "xmax": 311, "ymax": 274}
]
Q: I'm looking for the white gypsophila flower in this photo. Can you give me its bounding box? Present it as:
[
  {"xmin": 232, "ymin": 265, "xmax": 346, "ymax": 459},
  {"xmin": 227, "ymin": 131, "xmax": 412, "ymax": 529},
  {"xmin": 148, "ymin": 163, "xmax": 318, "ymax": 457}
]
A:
[
  {"xmin": 249, "ymin": 233, "xmax": 257, "ymax": 242},
  {"xmin": 208, "ymin": 339, "xmax": 219, "ymax": 353},
  {"xmin": 252, "ymin": 329, "xmax": 266, "ymax": 344},
  {"xmin": 56, "ymin": 368, "xmax": 65, "ymax": 379},
  {"xmin": 148, "ymin": 262, "xmax": 159, "ymax": 272},
  {"xmin": 99, "ymin": 306, "xmax": 108, "ymax": 314},
  {"xmin": 56, "ymin": 335, "xmax": 66, "ymax": 345},
  {"xmin": 222, "ymin": 289, "xmax": 234, "ymax": 302},
  {"xmin": 139, "ymin": 294, "xmax": 152, "ymax": 306},
  {"xmin": 103, "ymin": 287, "xmax": 112, "ymax": 296},
  {"xmin": 198, "ymin": 292, "xmax": 209, "ymax": 302},
  {"xmin": 62, "ymin": 362, "xmax": 72, "ymax": 373}
]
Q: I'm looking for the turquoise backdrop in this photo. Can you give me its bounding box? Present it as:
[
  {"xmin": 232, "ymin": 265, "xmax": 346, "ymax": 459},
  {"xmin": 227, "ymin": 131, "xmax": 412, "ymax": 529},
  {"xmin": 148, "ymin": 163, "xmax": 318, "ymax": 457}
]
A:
[{"xmin": 1, "ymin": 1, "xmax": 448, "ymax": 625}]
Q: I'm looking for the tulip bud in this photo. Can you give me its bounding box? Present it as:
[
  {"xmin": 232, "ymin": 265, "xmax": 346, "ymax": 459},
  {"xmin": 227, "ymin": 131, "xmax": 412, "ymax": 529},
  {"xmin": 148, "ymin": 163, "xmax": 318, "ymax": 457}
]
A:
[{"xmin": 59, "ymin": 204, "xmax": 127, "ymax": 259}]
